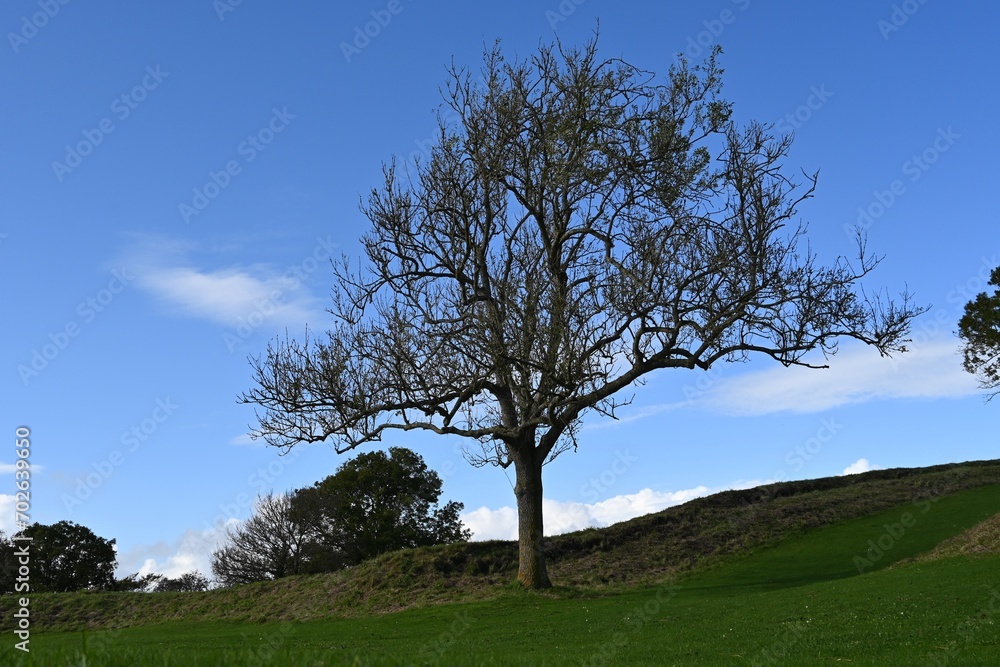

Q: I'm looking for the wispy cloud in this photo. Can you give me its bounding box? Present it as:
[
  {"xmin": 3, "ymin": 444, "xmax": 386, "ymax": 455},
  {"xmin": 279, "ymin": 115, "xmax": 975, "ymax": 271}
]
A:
[
  {"xmin": 228, "ymin": 433, "xmax": 258, "ymax": 447},
  {"xmin": 123, "ymin": 234, "xmax": 329, "ymax": 331},
  {"xmin": 603, "ymin": 338, "xmax": 977, "ymax": 421},
  {"xmin": 701, "ymin": 340, "xmax": 975, "ymax": 415},
  {"xmin": 138, "ymin": 265, "xmax": 320, "ymax": 328}
]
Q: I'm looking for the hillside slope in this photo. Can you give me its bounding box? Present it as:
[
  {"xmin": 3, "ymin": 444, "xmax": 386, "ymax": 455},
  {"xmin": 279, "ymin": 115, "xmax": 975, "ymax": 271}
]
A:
[
  {"xmin": 9, "ymin": 458, "xmax": 1000, "ymax": 632},
  {"xmin": 910, "ymin": 511, "xmax": 1000, "ymax": 561}
]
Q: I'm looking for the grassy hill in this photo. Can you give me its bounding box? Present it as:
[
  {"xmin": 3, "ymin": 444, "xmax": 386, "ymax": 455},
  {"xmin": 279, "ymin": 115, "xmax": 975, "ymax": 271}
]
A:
[{"xmin": 3, "ymin": 458, "xmax": 1000, "ymax": 665}]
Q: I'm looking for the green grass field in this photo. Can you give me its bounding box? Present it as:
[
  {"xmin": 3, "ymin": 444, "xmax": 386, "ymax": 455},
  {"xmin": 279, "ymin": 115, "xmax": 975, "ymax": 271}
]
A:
[{"xmin": 4, "ymin": 467, "xmax": 999, "ymax": 666}]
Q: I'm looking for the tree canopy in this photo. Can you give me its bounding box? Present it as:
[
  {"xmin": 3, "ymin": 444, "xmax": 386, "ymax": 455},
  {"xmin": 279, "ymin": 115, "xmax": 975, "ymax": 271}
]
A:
[
  {"xmin": 291, "ymin": 446, "xmax": 470, "ymax": 570},
  {"xmin": 12, "ymin": 521, "xmax": 117, "ymax": 592},
  {"xmin": 958, "ymin": 265, "xmax": 1000, "ymax": 400},
  {"xmin": 242, "ymin": 36, "xmax": 923, "ymax": 587},
  {"xmin": 211, "ymin": 447, "xmax": 468, "ymax": 585}
]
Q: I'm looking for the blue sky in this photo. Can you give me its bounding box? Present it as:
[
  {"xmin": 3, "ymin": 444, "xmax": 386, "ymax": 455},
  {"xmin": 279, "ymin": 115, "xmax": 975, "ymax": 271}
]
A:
[{"xmin": 3, "ymin": 1, "xmax": 997, "ymax": 578}]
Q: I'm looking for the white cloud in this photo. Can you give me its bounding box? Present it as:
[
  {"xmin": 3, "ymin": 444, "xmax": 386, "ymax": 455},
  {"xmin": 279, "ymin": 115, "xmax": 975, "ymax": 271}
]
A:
[
  {"xmin": 0, "ymin": 495, "xmax": 15, "ymax": 535},
  {"xmin": 461, "ymin": 485, "xmax": 712, "ymax": 541},
  {"xmin": 0, "ymin": 463, "xmax": 43, "ymax": 474},
  {"xmin": 117, "ymin": 524, "xmax": 236, "ymax": 580},
  {"xmin": 607, "ymin": 338, "xmax": 978, "ymax": 421},
  {"xmin": 122, "ymin": 233, "xmax": 332, "ymax": 332},
  {"xmin": 702, "ymin": 340, "xmax": 976, "ymax": 416},
  {"xmin": 228, "ymin": 433, "xmax": 259, "ymax": 447},
  {"xmin": 462, "ymin": 506, "xmax": 518, "ymax": 541},
  {"xmin": 137, "ymin": 265, "xmax": 320, "ymax": 329},
  {"xmin": 842, "ymin": 458, "xmax": 880, "ymax": 475}
]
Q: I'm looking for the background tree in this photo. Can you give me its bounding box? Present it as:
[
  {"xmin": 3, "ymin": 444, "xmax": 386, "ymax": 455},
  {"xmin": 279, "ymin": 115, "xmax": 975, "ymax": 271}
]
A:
[
  {"xmin": 242, "ymin": 37, "xmax": 923, "ymax": 588},
  {"xmin": 20, "ymin": 521, "xmax": 116, "ymax": 592},
  {"xmin": 0, "ymin": 532, "xmax": 16, "ymax": 594},
  {"xmin": 958, "ymin": 265, "xmax": 1000, "ymax": 400},
  {"xmin": 210, "ymin": 492, "xmax": 309, "ymax": 587},
  {"xmin": 153, "ymin": 570, "xmax": 211, "ymax": 592},
  {"xmin": 211, "ymin": 449, "xmax": 468, "ymax": 584},
  {"xmin": 111, "ymin": 572, "xmax": 164, "ymax": 592},
  {"xmin": 290, "ymin": 446, "xmax": 470, "ymax": 570}
]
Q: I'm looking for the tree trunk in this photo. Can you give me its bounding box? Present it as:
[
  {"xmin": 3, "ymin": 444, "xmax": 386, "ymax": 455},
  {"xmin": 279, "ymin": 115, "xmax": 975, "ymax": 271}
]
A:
[{"xmin": 512, "ymin": 447, "xmax": 552, "ymax": 589}]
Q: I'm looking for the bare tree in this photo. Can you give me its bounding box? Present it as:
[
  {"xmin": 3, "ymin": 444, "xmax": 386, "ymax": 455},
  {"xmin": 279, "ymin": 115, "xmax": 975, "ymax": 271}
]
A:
[
  {"xmin": 210, "ymin": 493, "xmax": 309, "ymax": 586},
  {"xmin": 241, "ymin": 37, "xmax": 924, "ymax": 588}
]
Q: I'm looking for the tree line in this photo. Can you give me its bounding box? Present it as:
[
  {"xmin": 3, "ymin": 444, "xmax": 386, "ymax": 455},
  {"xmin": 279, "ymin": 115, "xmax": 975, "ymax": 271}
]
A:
[
  {"xmin": 1, "ymin": 447, "xmax": 467, "ymax": 593},
  {"xmin": 0, "ymin": 521, "xmax": 209, "ymax": 593}
]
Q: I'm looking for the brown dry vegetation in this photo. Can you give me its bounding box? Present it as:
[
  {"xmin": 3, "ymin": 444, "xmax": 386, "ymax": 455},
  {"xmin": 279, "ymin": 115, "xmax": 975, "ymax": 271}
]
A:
[{"xmin": 910, "ymin": 511, "xmax": 1000, "ymax": 561}]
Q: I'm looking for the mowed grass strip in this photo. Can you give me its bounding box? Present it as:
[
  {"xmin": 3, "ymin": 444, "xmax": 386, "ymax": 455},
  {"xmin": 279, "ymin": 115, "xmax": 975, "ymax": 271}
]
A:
[
  {"xmin": 8, "ymin": 484, "xmax": 999, "ymax": 666},
  {"xmin": 684, "ymin": 481, "xmax": 1000, "ymax": 592},
  {"xmin": 8, "ymin": 557, "xmax": 999, "ymax": 666}
]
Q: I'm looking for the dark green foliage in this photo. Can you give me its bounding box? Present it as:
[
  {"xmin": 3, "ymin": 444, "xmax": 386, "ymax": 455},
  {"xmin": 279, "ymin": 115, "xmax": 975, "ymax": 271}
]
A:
[
  {"xmin": 958, "ymin": 265, "xmax": 1000, "ymax": 399},
  {"xmin": 210, "ymin": 447, "xmax": 470, "ymax": 585},
  {"xmin": 290, "ymin": 447, "xmax": 471, "ymax": 571},
  {"xmin": 17, "ymin": 521, "xmax": 117, "ymax": 592},
  {"xmin": 110, "ymin": 571, "xmax": 211, "ymax": 593},
  {"xmin": 154, "ymin": 571, "xmax": 211, "ymax": 592},
  {"xmin": 0, "ymin": 532, "xmax": 18, "ymax": 593}
]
